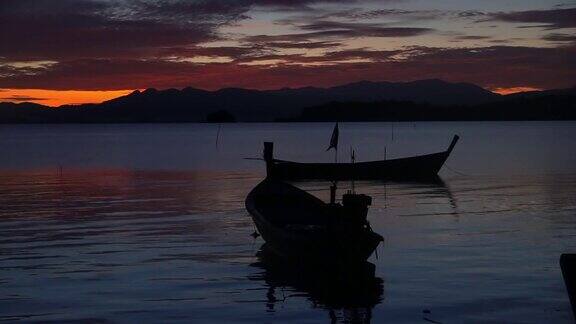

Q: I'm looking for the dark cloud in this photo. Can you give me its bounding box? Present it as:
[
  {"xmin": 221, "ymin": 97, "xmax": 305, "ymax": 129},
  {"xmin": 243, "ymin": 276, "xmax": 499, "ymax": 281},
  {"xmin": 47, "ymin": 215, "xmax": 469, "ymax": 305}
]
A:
[
  {"xmin": 1, "ymin": 95, "xmax": 48, "ymax": 101},
  {"xmin": 1, "ymin": 45, "xmax": 573, "ymax": 91},
  {"xmin": 489, "ymin": 8, "xmax": 576, "ymax": 29},
  {"xmin": 0, "ymin": 0, "xmax": 241, "ymax": 61},
  {"xmin": 333, "ymin": 8, "xmax": 442, "ymax": 21},
  {"xmin": 251, "ymin": 0, "xmax": 352, "ymax": 7},
  {"xmin": 156, "ymin": 42, "xmax": 342, "ymax": 59},
  {"xmin": 321, "ymin": 48, "xmax": 399, "ymax": 61},
  {"xmin": 299, "ymin": 19, "xmax": 434, "ymax": 37},
  {"xmin": 245, "ymin": 21, "xmax": 432, "ymax": 43},
  {"xmin": 488, "ymin": 39, "xmax": 511, "ymax": 44},
  {"xmin": 456, "ymin": 35, "xmax": 491, "ymax": 40},
  {"xmin": 0, "ymin": 1, "xmax": 573, "ymax": 92},
  {"xmin": 236, "ymin": 45, "xmax": 576, "ymax": 90},
  {"xmin": 0, "ymin": 0, "xmax": 353, "ymax": 62},
  {"xmin": 265, "ymin": 41, "xmax": 342, "ymax": 49},
  {"xmin": 543, "ymin": 33, "xmax": 576, "ymax": 42},
  {"xmin": 325, "ymin": 8, "xmax": 492, "ymax": 22},
  {"xmin": 234, "ymin": 48, "xmax": 399, "ymax": 64},
  {"xmin": 158, "ymin": 46, "xmax": 268, "ymax": 60},
  {"xmin": 457, "ymin": 10, "xmax": 486, "ymax": 18}
]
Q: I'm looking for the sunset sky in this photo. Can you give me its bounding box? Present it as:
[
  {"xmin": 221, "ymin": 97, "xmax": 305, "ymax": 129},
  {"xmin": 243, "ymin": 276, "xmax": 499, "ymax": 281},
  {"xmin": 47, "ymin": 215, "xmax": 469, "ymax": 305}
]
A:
[{"xmin": 1, "ymin": 0, "xmax": 575, "ymax": 106}]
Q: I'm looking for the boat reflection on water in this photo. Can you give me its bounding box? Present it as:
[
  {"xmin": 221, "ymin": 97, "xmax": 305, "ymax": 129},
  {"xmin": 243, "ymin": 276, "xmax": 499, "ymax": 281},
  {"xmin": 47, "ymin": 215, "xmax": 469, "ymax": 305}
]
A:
[
  {"xmin": 293, "ymin": 175, "xmax": 459, "ymax": 218},
  {"xmin": 249, "ymin": 244, "xmax": 384, "ymax": 323}
]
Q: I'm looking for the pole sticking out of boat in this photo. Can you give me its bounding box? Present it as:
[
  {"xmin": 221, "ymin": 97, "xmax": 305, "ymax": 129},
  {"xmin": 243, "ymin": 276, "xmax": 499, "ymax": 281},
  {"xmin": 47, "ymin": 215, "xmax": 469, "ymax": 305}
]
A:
[
  {"xmin": 335, "ymin": 146, "xmax": 338, "ymax": 163},
  {"xmin": 447, "ymin": 135, "xmax": 460, "ymax": 154},
  {"xmin": 330, "ymin": 181, "xmax": 337, "ymax": 204},
  {"xmin": 216, "ymin": 124, "xmax": 222, "ymax": 149},
  {"xmin": 263, "ymin": 142, "xmax": 274, "ymax": 177},
  {"xmin": 384, "ymin": 181, "xmax": 387, "ymax": 209},
  {"xmin": 350, "ymin": 147, "xmax": 356, "ymax": 194}
]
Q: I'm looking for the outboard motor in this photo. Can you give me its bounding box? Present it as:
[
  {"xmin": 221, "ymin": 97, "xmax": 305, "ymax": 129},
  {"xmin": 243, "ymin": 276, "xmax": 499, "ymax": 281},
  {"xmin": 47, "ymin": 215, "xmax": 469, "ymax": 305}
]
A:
[{"xmin": 342, "ymin": 193, "xmax": 372, "ymax": 226}]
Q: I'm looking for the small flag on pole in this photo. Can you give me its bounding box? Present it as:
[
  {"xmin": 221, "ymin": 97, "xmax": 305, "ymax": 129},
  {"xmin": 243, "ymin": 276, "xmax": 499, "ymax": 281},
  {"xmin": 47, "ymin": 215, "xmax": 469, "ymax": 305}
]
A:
[{"xmin": 326, "ymin": 122, "xmax": 339, "ymax": 151}]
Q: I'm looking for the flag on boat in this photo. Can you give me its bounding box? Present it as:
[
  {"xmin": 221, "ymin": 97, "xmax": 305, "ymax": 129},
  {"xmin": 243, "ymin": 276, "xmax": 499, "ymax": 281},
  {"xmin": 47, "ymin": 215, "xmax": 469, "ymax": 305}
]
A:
[{"xmin": 326, "ymin": 123, "xmax": 339, "ymax": 151}]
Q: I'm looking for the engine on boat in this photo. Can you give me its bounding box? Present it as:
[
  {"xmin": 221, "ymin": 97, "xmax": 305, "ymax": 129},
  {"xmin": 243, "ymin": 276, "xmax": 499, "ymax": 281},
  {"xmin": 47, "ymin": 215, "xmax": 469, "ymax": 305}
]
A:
[{"xmin": 340, "ymin": 193, "xmax": 372, "ymax": 226}]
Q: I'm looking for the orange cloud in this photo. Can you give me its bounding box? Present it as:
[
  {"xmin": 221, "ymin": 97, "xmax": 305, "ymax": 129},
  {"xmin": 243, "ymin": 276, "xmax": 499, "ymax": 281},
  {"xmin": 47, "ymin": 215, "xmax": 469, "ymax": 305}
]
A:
[
  {"xmin": 0, "ymin": 89, "xmax": 134, "ymax": 107},
  {"xmin": 491, "ymin": 87, "xmax": 541, "ymax": 95}
]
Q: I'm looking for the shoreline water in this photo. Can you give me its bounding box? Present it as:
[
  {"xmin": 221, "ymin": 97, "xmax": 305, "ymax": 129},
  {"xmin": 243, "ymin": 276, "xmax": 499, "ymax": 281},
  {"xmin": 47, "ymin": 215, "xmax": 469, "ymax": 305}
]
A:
[{"xmin": 1, "ymin": 122, "xmax": 575, "ymax": 322}]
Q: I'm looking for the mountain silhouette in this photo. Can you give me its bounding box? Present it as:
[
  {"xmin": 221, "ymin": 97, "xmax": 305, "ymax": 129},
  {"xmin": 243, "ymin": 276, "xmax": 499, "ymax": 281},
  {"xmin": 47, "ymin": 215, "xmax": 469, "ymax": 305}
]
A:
[{"xmin": 1, "ymin": 80, "xmax": 574, "ymax": 123}]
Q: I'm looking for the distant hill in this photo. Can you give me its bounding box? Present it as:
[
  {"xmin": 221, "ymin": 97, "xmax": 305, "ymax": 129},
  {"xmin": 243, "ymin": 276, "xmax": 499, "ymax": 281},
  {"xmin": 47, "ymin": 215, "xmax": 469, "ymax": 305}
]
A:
[
  {"xmin": 503, "ymin": 87, "xmax": 576, "ymax": 99},
  {"xmin": 291, "ymin": 95, "xmax": 576, "ymax": 122},
  {"xmin": 325, "ymin": 79, "xmax": 498, "ymax": 105},
  {"xmin": 81, "ymin": 79, "xmax": 499, "ymax": 122},
  {"xmin": 293, "ymin": 85, "xmax": 576, "ymax": 121},
  {"xmin": 1, "ymin": 80, "xmax": 575, "ymax": 123}
]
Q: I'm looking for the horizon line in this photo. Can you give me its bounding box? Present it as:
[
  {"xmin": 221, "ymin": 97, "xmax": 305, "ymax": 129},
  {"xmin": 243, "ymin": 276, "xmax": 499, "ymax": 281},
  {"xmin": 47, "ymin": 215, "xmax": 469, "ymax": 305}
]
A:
[{"xmin": 0, "ymin": 79, "xmax": 554, "ymax": 108}]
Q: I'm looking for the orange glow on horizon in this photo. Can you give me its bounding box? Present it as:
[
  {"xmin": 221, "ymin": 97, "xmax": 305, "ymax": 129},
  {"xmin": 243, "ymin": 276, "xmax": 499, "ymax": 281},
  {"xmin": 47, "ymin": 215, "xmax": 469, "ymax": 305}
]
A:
[
  {"xmin": 1, "ymin": 85, "xmax": 547, "ymax": 106},
  {"xmin": 491, "ymin": 87, "xmax": 542, "ymax": 95},
  {"xmin": 0, "ymin": 89, "xmax": 136, "ymax": 107}
]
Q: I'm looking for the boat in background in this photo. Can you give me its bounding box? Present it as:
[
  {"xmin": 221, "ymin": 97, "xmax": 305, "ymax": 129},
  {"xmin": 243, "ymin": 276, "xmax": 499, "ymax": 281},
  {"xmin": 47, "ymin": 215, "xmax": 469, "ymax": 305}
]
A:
[
  {"xmin": 245, "ymin": 179, "xmax": 383, "ymax": 263},
  {"xmin": 262, "ymin": 135, "xmax": 459, "ymax": 181}
]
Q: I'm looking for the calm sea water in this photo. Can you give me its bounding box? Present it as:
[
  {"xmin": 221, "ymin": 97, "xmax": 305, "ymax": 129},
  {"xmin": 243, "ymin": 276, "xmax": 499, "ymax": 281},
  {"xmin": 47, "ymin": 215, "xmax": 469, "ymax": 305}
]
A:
[{"xmin": 1, "ymin": 122, "xmax": 575, "ymax": 323}]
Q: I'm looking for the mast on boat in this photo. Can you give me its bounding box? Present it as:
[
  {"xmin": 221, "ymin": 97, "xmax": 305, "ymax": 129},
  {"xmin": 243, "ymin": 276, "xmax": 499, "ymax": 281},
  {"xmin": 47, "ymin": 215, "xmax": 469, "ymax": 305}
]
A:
[{"xmin": 350, "ymin": 147, "xmax": 356, "ymax": 194}]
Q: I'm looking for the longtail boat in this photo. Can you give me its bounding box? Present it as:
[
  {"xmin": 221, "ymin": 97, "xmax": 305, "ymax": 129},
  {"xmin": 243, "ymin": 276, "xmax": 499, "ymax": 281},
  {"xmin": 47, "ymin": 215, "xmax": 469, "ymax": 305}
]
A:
[
  {"xmin": 262, "ymin": 135, "xmax": 459, "ymax": 181},
  {"xmin": 245, "ymin": 179, "xmax": 383, "ymax": 263}
]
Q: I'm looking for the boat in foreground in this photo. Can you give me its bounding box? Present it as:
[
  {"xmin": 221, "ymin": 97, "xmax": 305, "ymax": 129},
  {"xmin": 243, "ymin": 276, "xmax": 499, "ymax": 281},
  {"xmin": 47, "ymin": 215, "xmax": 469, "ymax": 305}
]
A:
[
  {"xmin": 263, "ymin": 135, "xmax": 459, "ymax": 181},
  {"xmin": 560, "ymin": 254, "xmax": 576, "ymax": 318},
  {"xmin": 245, "ymin": 179, "xmax": 383, "ymax": 263}
]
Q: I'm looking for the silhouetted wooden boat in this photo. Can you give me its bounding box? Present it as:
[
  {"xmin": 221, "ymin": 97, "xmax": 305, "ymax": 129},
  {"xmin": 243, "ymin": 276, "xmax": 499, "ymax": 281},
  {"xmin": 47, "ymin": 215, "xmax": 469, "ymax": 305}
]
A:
[
  {"xmin": 245, "ymin": 179, "xmax": 383, "ymax": 263},
  {"xmin": 262, "ymin": 135, "xmax": 459, "ymax": 181}
]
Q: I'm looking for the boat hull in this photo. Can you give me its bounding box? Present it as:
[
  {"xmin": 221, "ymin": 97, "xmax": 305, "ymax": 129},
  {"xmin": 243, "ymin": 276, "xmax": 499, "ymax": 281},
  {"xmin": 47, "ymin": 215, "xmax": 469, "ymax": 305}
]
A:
[
  {"xmin": 251, "ymin": 210, "xmax": 383, "ymax": 263},
  {"xmin": 265, "ymin": 135, "xmax": 459, "ymax": 181},
  {"xmin": 269, "ymin": 151, "xmax": 450, "ymax": 181}
]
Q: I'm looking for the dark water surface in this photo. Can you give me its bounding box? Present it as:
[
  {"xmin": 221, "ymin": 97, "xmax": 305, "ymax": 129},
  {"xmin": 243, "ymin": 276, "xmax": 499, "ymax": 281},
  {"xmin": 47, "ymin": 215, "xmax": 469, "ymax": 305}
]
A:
[{"xmin": 1, "ymin": 122, "xmax": 575, "ymax": 323}]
